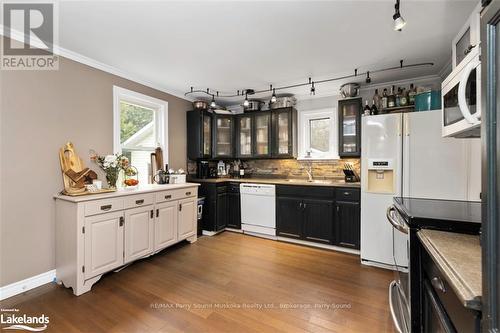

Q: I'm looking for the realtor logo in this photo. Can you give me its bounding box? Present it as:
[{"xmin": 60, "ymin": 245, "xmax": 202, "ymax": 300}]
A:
[
  {"xmin": 1, "ymin": 1, "xmax": 59, "ymax": 70},
  {"xmin": 0, "ymin": 308, "xmax": 49, "ymax": 331}
]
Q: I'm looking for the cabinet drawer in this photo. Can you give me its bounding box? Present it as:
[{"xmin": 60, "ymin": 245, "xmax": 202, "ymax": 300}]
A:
[
  {"xmin": 335, "ymin": 188, "xmax": 360, "ymax": 201},
  {"xmin": 123, "ymin": 193, "xmax": 154, "ymax": 209},
  {"xmin": 422, "ymin": 247, "xmax": 481, "ymax": 332},
  {"xmin": 85, "ymin": 198, "xmax": 124, "ymax": 216},
  {"xmin": 155, "ymin": 187, "xmax": 197, "ymax": 203},
  {"xmin": 276, "ymin": 185, "xmax": 335, "ymax": 199}
]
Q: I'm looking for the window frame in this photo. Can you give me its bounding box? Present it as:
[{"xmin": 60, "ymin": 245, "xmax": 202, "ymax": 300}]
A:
[
  {"xmin": 113, "ymin": 86, "xmax": 169, "ymax": 164},
  {"xmin": 297, "ymin": 108, "xmax": 339, "ymax": 160}
]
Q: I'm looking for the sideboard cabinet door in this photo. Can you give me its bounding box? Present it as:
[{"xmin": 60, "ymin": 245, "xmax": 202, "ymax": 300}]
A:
[
  {"xmin": 84, "ymin": 211, "xmax": 124, "ymax": 279},
  {"xmin": 124, "ymin": 206, "xmax": 154, "ymax": 263},
  {"xmin": 178, "ymin": 198, "xmax": 197, "ymax": 239},
  {"xmin": 155, "ymin": 201, "xmax": 178, "ymax": 250}
]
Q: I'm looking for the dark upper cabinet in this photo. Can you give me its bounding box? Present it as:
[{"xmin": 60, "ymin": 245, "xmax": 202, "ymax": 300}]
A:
[
  {"xmin": 235, "ymin": 114, "xmax": 253, "ymax": 159},
  {"xmin": 213, "ymin": 114, "xmax": 234, "ymax": 159},
  {"xmin": 334, "ymin": 201, "xmax": 360, "ymax": 249},
  {"xmin": 253, "ymin": 111, "xmax": 272, "ymax": 158},
  {"xmin": 227, "ymin": 183, "xmax": 241, "ymax": 229},
  {"xmin": 303, "ymin": 199, "xmax": 335, "ymax": 244},
  {"xmin": 276, "ymin": 197, "xmax": 303, "ymax": 239},
  {"xmin": 272, "ymin": 107, "xmax": 297, "ymax": 158},
  {"xmin": 338, "ymin": 98, "xmax": 361, "ymax": 157},
  {"xmin": 187, "ymin": 109, "xmax": 212, "ymax": 160}
]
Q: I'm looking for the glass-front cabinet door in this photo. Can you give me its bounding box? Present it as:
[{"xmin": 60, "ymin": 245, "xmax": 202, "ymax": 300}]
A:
[
  {"xmin": 213, "ymin": 115, "xmax": 233, "ymax": 158},
  {"xmin": 338, "ymin": 98, "xmax": 361, "ymax": 157},
  {"xmin": 236, "ymin": 114, "xmax": 253, "ymax": 158},
  {"xmin": 272, "ymin": 108, "xmax": 296, "ymax": 158},
  {"xmin": 253, "ymin": 112, "xmax": 272, "ymax": 158},
  {"xmin": 202, "ymin": 113, "xmax": 212, "ymax": 157}
]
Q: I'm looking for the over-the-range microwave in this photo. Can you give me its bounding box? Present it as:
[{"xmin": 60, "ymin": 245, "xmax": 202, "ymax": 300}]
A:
[{"xmin": 441, "ymin": 7, "xmax": 481, "ymax": 138}]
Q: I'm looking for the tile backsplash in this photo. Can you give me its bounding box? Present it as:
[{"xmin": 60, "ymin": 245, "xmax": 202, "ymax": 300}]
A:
[{"xmin": 188, "ymin": 158, "xmax": 360, "ymax": 181}]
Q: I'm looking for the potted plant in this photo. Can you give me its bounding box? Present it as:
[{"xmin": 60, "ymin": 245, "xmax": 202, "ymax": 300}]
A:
[{"xmin": 90, "ymin": 152, "xmax": 130, "ymax": 189}]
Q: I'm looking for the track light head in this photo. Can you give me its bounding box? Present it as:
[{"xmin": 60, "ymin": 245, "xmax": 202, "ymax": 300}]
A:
[
  {"xmin": 310, "ymin": 82, "xmax": 316, "ymax": 96},
  {"xmin": 243, "ymin": 93, "xmax": 249, "ymax": 107},
  {"xmin": 393, "ymin": 0, "xmax": 406, "ymax": 31},
  {"xmin": 366, "ymin": 71, "xmax": 371, "ymax": 84},
  {"xmin": 210, "ymin": 95, "xmax": 216, "ymax": 108},
  {"xmin": 271, "ymin": 88, "xmax": 277, "ymax": 103}
]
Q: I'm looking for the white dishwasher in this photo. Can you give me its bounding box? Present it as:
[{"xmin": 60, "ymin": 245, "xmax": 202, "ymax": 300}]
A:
[{"xmin": 240, "ymin": 183, "xmax": 276, "ymax": 238}]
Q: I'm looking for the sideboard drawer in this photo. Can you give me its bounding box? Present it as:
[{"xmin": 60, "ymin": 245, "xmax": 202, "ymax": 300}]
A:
[
  {"xmin": 123, "ymin": 193, "xmax": 154, "ymax": 209},
  {"xmin": 155, "ymin": 187, "xmax": 197, "ymax": 203},
  {"xmin": 85, "ymin": 198, "xmax": 124, "ymax": 216}
]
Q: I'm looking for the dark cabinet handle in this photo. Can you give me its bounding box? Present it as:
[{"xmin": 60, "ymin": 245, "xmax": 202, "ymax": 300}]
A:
[
  {"xmin": 156, "ymin": 209, "xmax": 159, "ymax": 218},
  {"xmin": 100, "ymin": 204, "xmax": 112, "ymax": 211},
  {"xmin": 431, "ymin": 277, "xmax": 446, "ymax": 293},
  {"xmin": 298, "ymin": 202, "xmax": 303, "ymax": 210},
  {"xmin": 119, "ymin": 216, "xmax": 124, "ymax": 226},
  {"xmin": 165, "ymin": 195, "xmax": 172, "ymax": 200},
  {"xmin": 186, "ymin": 191, "xmax": 192, "ymax": 196},
  {"xmin": 135, "ymin": 199, "xmax": 144, "ymax": 205},
  {"xmin": 343, "ymin": 192, "xmax": 350, "ymax": 196},
  {"xmin": 303, "ymin": 203, "xmax": 307, "ymax": 209},
  {"xmin": 150, "ymin": 210, "xmax": 154, "ymax": 219},
  {"xmin": 179, "ymin": 204, "xmax": 182, "ymax": 212}
]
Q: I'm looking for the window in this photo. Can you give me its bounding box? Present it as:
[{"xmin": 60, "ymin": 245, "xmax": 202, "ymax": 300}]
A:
[
  {"xmin": 113, "ymin": 86, "xmax": 168, "ymax": 184},
  {"xmin": 298, "ymin": 108, "xmax": 338, "ymax": 160}
]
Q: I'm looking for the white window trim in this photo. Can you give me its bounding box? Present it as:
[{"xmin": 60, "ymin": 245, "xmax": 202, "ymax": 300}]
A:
[
  {"xmin": 297, "ymin": 108, "xmax": 339, "ymax": 161},
  {"xmin": 113, "ymin": 86, "xmax": 169, "ymax": 164}
]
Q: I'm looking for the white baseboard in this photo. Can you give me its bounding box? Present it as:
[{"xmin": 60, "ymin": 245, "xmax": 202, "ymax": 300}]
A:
[
  {"xmin": 224, "ymin": 228, "xmax": 243, "ymax": 233},
  {"xmin": 0, "ymin": 270, "xmax": 56, "ymax": 301},
  {"xmin": 277, "ymin": 237, "xmax": 361, "ymax": 255}
]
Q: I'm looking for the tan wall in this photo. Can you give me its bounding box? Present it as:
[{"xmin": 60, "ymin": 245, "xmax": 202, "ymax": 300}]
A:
[{"xmin": 0, "ymin": 56, "xmax": 191, "ymax": 286}]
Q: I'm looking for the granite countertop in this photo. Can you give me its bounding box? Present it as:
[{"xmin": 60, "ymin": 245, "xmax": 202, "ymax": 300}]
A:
[
  {"xmin": 418, "ymin": 229, "xmax": 481, "ymax": 310},
  {"xmin": 54, "ymin": 183, "xmax": 200, "ymax": 203},
  {"xmin": 187, "ymin": 177, "xmax": 361, "ymax": 188}
]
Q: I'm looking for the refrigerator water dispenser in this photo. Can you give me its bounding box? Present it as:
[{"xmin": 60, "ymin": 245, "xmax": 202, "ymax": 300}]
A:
[{"xmin": 367, "ymin": 159, "xmax": 395, "ymax": 193}]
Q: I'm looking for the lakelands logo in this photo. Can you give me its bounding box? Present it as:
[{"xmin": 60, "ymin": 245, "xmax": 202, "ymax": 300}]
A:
[
  {"xmin": 0, "ymin": 308, "xmax": 49, "ymax": 331},
  {"xmin": 1, "ymin": 1, "xmax": 59, "ymax": 70}
]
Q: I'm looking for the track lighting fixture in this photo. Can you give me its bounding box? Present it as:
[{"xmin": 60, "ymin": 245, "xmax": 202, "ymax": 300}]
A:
[
  {"xmin": 184, "ymin": 60, "xmax": 434, "ymax": 100},
  {"xmin": 393, "ymin": 0, "xmax": 406, "ymax": 31},
  {"xmin": 243, "ymin": 93, "xmax": 249, "ymax": 107},
  {"xmin": 210, "ymin": 95, "xmax": 216, "ymax": 108},
  {"xmin": 271, "ymin": 88, "xmax": 277, "ymax": 103}
]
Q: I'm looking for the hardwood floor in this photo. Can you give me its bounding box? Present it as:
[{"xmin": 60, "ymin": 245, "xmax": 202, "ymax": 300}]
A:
[{"xmin": 1, "ymin": 232, "xmax": 396, "ymax": 333}]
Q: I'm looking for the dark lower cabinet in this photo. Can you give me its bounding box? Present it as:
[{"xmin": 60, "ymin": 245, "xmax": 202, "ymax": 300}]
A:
[
  {"xmin": 227, "ymin": 183, "xmax": 241, "ymax": 229},
  {"xmin": 334, "ymin": 201, "xmax": 360, "ymax": 249},
  {"xmin": 276, "ymin": 185, "xmax": 360, "ymax": 249},
  {"xmin": 276, "ymin": 197, "xmax": 303, "ymax": 239},
  {"xmin": 200, "ymin": 182, "xmax": 240, "ymax": 232},
  {"xmin": 216, "ymin": 189, "xmax": 228, "ymax": 231},
  {"xmin": 303, "ymin": 199, "xmax": 334, "ymax": 244}
]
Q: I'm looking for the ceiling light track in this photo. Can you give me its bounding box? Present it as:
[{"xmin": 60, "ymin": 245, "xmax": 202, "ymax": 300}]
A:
[{"xmin": 184, "ymin": 60, "xmax": 434, "ymax": 100}]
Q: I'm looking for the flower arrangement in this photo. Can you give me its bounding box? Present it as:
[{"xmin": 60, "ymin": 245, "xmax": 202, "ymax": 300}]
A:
[{"xmin": 90, "ymin": 152, "xmax": 130, "ymax": 189}]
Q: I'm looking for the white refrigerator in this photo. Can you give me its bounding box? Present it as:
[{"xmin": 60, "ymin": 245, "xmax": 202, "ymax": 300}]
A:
[{"xmin": 360, "ymin": 109, "xmax": 480, "ymax": 268}]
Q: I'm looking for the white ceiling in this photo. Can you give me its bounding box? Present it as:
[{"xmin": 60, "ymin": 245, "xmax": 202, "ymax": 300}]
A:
[{"xmin": 58, "ymin": 0, "xmax": 477, "ymax": 104}]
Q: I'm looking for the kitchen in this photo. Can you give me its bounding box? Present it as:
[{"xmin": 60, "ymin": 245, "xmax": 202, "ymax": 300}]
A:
[{"xmin": 0, "ymin": 1, "xmax": 498, "ymax": 332}]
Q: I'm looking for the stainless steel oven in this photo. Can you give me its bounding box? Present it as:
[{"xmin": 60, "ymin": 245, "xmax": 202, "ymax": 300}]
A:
[{"xmin": 387, "ymin": 205, "xmax": 410, "ymax": 333}]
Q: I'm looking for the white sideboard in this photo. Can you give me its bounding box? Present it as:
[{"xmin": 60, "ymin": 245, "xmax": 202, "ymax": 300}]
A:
[{"xmin": 54, "ymin": 183, "xmax": 199, "ymax": 296}]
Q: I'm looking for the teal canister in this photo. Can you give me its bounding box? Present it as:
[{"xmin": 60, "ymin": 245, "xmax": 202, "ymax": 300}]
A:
[{"xmin": 414, "ymin": 90, "xmax": 442, "ymax": 111}]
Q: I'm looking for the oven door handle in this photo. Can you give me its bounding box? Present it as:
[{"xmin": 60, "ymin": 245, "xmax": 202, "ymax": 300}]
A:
[
  {"xmin": 389, "ymin": 281, "xmax": 405, "ymax": 333},
  {"xmin": 387, "ymin": 206, "xmax": 409, "ymax": 234},
  {"xmin": 457, "ymin": 58, "xmax": 481, "ymax": 124}
]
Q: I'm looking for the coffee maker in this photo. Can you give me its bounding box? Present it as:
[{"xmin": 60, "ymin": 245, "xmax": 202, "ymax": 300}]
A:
[{"xmin": 196, "ymin": 161, "xmax": 210, "ymax": 179}]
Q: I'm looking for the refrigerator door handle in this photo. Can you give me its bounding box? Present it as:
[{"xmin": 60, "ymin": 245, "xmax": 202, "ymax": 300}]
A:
[{"xmin": 404, "ymin": 113, "xmax": 410, "ymax": 136}]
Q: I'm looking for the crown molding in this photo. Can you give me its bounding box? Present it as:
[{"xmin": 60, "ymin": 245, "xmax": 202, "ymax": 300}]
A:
[
  {"xmin": 0, "ymin": 26, "xmax": 193, "ymax": 102},
  {"xmin": 438, "ymin": 59, "xmax": 452, "ymax": 79}
]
